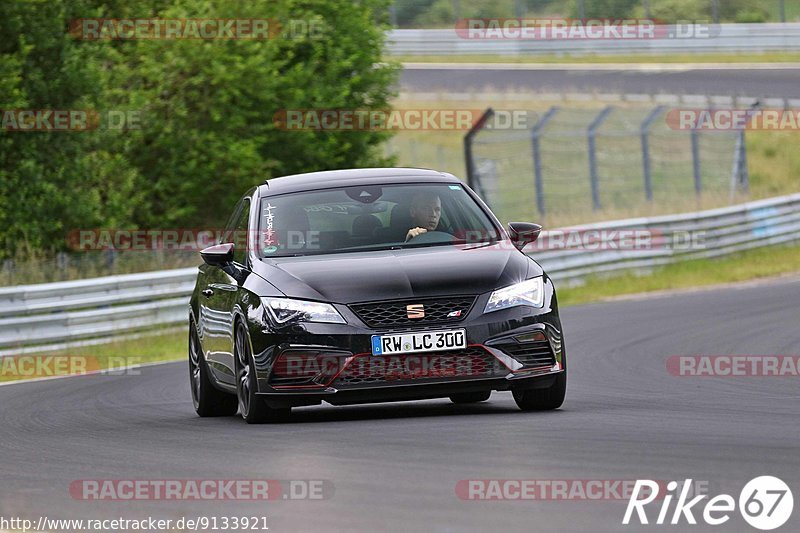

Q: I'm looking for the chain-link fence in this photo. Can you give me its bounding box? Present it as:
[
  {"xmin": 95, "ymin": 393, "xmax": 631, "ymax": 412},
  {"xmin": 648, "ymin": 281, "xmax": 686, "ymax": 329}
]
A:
[
  {"xmin": 389, "ymin": 0, "xmax": 797, "ymax": 27},
  {"xmin": 1, "ymin": 250, "xmax": 199, "ymax": 286},
  {"xmin": 465, "ymin": 105, "xmax": 747, "ymax": 223}
]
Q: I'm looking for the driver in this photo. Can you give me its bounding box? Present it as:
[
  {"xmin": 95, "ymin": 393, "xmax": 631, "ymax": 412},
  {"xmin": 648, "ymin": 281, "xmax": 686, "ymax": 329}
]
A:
[{"xmin": 405, "ymin": 192, "xmax": 442, "ymax": 241}]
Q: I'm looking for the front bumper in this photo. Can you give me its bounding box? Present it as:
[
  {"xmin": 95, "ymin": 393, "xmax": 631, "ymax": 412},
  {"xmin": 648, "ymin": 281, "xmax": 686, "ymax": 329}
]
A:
[
  {"xmin": 249, "ymin": 281, "xmax": 564, "ymax": 408},
  {"xmin": 258, "ymin": 368, "xmax": 563, "ymax": 408}
]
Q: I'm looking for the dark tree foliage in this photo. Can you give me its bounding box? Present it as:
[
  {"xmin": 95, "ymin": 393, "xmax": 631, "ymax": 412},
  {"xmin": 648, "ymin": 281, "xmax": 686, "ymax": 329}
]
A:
[{"xmin": 0, "ymin": 0, "xmax": 397, "ymax": 257}]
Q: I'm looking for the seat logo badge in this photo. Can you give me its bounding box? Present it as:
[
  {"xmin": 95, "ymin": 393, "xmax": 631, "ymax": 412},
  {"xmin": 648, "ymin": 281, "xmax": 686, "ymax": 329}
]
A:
[
  {"xmin": 447, "ymin": 310, "xmax": 462, "ymax": 318},
  {"xmin": 406, "ymin": 304, "xmax": 425, "ymax": 319}
]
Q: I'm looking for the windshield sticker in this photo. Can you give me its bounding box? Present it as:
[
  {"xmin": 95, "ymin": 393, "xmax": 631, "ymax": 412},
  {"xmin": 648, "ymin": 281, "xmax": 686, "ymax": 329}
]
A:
[
  {"xmin": 449, "ymin": 185, "xmax": 462, "ymax": 190},
  {"xmin": 263, "ymin": 203, "xmax": 278, "ymax": 253}
]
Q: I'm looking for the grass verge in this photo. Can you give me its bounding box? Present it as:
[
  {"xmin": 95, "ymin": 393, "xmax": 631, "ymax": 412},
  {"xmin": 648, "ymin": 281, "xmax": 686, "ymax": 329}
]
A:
[
  {"xmin": 0, "ymin": 328, "xmax": 186, "ymax": 384},
  {"xmin": 557, "ymin": 243, "xmax": 800, "ymax": 306}
]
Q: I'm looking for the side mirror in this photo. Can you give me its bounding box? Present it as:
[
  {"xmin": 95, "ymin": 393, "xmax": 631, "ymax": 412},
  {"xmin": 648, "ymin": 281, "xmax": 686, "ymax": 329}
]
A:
[
  {"xmin": 200, "ymin": 242, "xmax": 234, "ymax": 267},
  {"xmin": 507, "ymin": 222, "xmax": 542, "ymax": 250}
]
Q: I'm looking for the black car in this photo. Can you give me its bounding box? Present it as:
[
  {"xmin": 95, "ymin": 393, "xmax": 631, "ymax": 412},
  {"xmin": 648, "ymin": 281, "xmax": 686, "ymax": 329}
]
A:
[{"xmin": 189, "ymin": 168, "xmax": 566, "ymax": 423}]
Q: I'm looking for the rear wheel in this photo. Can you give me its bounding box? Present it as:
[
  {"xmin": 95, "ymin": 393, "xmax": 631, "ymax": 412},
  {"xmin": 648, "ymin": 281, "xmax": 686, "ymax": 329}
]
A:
[
  {"xmin": 189, "ymin": 321, "xmax": 237, "ymax": 417},
  {"xmin": 513, "ymin": 371, "xmax": 566, "ymax": 411},
  {"xmin": 449, "ymin": 391, "xmax": 491, "ymax": 404},
  {"xmin": 235, "ymin": 322, "xmax": 290, "ymax": 424}
]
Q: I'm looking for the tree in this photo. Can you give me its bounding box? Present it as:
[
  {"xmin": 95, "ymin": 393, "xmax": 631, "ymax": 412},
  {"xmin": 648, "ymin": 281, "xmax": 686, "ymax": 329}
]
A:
[{"xmin": 0, "ymin": 0, "xmax": 398, "ymax": 258}]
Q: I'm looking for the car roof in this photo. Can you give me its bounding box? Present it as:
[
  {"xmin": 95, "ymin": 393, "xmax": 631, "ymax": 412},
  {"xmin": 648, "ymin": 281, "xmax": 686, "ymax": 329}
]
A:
[{"xmin": 257, "ymin": 168, "xmax": 461, "ymax": 195}]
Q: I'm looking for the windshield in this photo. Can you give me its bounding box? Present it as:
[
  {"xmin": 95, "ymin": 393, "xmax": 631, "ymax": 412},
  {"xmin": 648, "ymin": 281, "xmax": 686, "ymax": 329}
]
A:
[{"xmin": 257, "ymin": 182, "xmax": 500, "ymax": 258}]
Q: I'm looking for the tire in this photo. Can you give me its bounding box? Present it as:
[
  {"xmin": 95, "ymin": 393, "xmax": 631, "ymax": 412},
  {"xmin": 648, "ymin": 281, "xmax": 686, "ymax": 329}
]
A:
[
  {"xmin": 235, "ymin": 322, "xmax": 290, "ymax": 424},
  {"xmin": 449, "ymin": 391, "xmax": 491, "ymax": 404},
  {"xmin": 512, "ymin": 371, "xmax": 566, "ymax": 411},
  {"xmin": 189, "ymin": 321, "xmax": 238, "ymax": 417}
]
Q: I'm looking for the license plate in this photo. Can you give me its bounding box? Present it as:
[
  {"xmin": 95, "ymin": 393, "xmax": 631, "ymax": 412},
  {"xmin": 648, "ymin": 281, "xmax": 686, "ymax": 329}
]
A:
[{"xmin": 371, "ymin": 329, "xmax": 467, "ymax": 356}]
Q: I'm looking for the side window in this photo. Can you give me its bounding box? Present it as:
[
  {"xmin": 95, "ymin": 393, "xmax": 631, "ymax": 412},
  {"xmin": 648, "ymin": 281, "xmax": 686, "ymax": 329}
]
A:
[
  {"xmin": 220, "ymin": 199, "xmax": 243, "ymax": 245},
  {"xmin": 232, "ymin": 198, "xmax": 251, "ymax": 266}
]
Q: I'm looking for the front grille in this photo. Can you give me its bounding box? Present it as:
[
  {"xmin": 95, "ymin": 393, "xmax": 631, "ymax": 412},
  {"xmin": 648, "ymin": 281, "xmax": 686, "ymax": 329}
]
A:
[
  {"xmin": 502, "ymin": 340, "xmax": 556, "ymax": 368},
  {"xmin": 349, "ymin": 296, "xmax": 476, "ymax": 329},
  {"xmin": 332, "ymin": 346, "xmax": 507, "ymax": 389}
]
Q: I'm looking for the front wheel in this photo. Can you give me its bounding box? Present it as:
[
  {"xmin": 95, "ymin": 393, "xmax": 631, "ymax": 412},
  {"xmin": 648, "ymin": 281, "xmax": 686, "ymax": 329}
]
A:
[
  {"xmin": 513, "ymin": 371, "xmax": 566, "ymax": 411},
  {"xmin": 189, "ymin": 321, "xmax": 238, "ymax": 417},
  {"xmin": 235, "ymin": 322, "xmax": 290, "ymax": 424}
]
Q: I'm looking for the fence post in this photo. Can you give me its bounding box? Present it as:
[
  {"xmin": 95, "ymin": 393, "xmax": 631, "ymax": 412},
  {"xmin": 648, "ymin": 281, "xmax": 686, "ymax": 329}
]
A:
[
  {"xmin": 731, "ymin": 129, "xmax": 749, "ymax": 198},
  {"xmin": 739, "ymin": 129, "xmax": 749, "ymax": 193},
  {"xmin": 463, "ymin": 108, "xmax": 494, "ymax": 198},
  {"xmin": 779, "ymin": 0, "xmax": 786, "ymax": 23},
  {"xmin": 587, "ymin": 106, "xmax": 614, "ymax": 211},
  {"xmin": 691, "ymin": 129, "xmax": 702, "ymax": 196},
  {"xmin": 640, "ymin": 105, "xmax": 665, "ymax": 202},
  {"xmin": 530, "ymin": 106, "xmax": 560, "ymax": 216}
]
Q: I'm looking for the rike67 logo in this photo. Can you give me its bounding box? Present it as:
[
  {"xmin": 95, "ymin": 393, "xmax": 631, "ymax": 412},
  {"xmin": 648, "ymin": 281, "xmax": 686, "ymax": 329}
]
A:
[{"xmin": 624, "ymin": 477, "xmax": 793, "ymax": 530}]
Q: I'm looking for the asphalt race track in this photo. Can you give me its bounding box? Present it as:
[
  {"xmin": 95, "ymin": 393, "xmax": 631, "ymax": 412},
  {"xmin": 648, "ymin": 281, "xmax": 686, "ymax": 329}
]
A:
[
  {"xmin": 1, "ymin": 277, "xmax": 799, "ymax": 532},
  {"xmin": 400, "ymin": 65, "xmax": 800, "ymax": 99}
]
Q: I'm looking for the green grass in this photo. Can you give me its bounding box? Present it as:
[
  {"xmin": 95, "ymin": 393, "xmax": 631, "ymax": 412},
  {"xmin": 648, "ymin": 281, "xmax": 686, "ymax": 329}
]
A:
[
  {"xmin": 0, "ymin": 328, "xmax": 186, "ymax": 383},
  {"xmin": 557, "ymin": 243, "xmax": 800, "ymax": 306},
  {"xmin": 746, "ymin": 131, "xmax": 800, "ymax": 198},
  {"xmin": 396, "ymin": 52, "xmax": 800, "ymax": 64}
]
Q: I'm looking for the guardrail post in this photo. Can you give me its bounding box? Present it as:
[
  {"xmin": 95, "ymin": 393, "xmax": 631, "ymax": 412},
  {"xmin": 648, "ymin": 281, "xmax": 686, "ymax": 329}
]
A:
[
  {"xmin": 691, "ymin": 129, "xmax": 702, "ymax": 195},
  {"xmin": 640, "ymin": 105, "xmax": 665, "ymax": 202},
  {"xmin": 463, "ymin": 108, "xmax": 494, "ymax": 200},
  {"xmin": 530, "ymin": 106, "xmax": 560, "ymax": 216},
  {"xmin": 587, "ymin": 106, "xmax": 614, "ymax": 211},
  {"xmin": 779, "ymin": 0, "xmax": 786, "ymax": 23}
]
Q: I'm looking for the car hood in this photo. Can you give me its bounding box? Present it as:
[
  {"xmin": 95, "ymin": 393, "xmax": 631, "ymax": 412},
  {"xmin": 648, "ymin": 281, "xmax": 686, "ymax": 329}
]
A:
[{"xmin": 251, "ymin": 244, "xmax": 541, "ymax": 303}]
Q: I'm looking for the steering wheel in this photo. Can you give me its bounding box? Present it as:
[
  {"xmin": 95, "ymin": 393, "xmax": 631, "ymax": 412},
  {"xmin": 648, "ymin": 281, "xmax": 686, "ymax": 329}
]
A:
[{"xmin": 406, "ymin": 230, "xmax": 453, "ymax": 244}]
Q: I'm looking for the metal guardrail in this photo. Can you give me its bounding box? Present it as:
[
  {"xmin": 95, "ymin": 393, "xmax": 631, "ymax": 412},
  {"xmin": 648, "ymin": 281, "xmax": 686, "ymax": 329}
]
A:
[
  {"xmin": 387, "ymin": 24, "xmax": 800, "ymax": 55},
  {"xmin": 534, "ymin": 193, "xmax": 800, "ymax": 282},
  {"xmin": 0, "ymin": 268, "xmax": 196, "ymax": 353},
  {"xmin": 1, "ymin": 193, "xmax": 799, "ymax": 354}
]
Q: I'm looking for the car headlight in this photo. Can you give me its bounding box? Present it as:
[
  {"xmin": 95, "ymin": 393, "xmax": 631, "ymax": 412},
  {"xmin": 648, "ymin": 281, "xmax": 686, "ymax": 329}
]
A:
[
  {"xmin": 263, "ymin": 297, "xmax": 346, "ymax": 325},
  {"xmin": 484, "ymin": 277, "xmax": 545, "ymax": 314}
]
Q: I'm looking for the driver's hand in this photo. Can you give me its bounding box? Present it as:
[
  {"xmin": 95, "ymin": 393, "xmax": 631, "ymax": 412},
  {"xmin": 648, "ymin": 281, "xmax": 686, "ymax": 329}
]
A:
[{"xmin": 405, "ymin": 227, "xmax": 427, "ymax": 241}]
